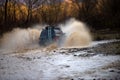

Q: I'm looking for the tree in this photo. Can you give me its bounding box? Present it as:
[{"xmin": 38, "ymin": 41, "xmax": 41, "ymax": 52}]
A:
[
  {"xmin": 24, "ymin": 0, "xmax": 39, "ymax": 23},
  {"xmin": 37, "ymin": 0, "xmax": 62, "ymax": 24},
  {"xmin": 97, "ymin": 0, "xmax": 120, "ymax": 28},
  {"xmin": 4, "ymin": 0, "xmax": 8, "ymax": 23},
  {"xmin": 73, "ymin": 0, "xmax": 97, "ymax": 21}
]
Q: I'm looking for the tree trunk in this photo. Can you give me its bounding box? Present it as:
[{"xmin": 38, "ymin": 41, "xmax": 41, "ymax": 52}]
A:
[{"xmin": 4, "ymin": 0, "xmax": 8, "ymax": 23}]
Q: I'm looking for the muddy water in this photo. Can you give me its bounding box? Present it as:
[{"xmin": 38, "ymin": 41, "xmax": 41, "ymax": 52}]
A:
[
  {"xmin": 0, "ymin": 19, "xmax": 92, "ymax": 52},
  {"xmin": 59, "ymin": 19, "xmax": 92, "ymax": 48},
  {"xmin": 0, "ymin": 28, "xmax": 41, "ymax": 51}
]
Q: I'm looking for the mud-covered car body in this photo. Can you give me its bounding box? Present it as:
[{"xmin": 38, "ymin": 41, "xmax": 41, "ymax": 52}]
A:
[{"xmin": 39, "ymin": 26, "xmax": 63, "ymax": 46}]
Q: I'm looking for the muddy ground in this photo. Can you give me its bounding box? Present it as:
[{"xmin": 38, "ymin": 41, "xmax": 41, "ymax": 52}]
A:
[{"xmin": 0, "ymin": 40, "xmax": 120, "ymax": 80}]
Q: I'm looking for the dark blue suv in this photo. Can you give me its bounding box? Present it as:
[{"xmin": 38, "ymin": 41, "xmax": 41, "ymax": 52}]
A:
[{"xmin": 39, "ymin": 26, "xmax": 63, "ymax": 46}]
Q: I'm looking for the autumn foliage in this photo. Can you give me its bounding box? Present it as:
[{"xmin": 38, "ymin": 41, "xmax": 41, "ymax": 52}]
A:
[{"xmin": 0, "ymin": 0, "xmax": 120, "ymax": 35}]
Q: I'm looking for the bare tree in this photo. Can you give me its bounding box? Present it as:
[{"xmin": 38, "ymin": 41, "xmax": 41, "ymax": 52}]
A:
[
  {"xmin": 0, "ymin": 3, "xmax": 4, "ymax": 24},
  {"xmin": 73, "ymin": 0, "xmax": 97, "ymax": 20},
  {"xmin": 97, "ymin": 0, "xmax": 120, "ymax": 28},
  {"xmin": 12, "ymin": 0, "xmax": 16, "ymax": 23},
  {"xmin": 4, "ymin": 0, "xmax": 8, "ymax": 23},
  {"xmin": 37, "ymin": 0, "xmax": 62, "ymax": 24},
  {"xmin": 24, "ymin": 0, "xmax": 39, "ymax": 23}
]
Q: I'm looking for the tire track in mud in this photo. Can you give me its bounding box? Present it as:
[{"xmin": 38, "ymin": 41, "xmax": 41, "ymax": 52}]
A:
[
  {"xmin": 0, "ymin": 40, "xmax": 120, "ymax": 80},
  {"xmin": 55, "ymin": 40, "xmax": 120, "ymax": 57}
]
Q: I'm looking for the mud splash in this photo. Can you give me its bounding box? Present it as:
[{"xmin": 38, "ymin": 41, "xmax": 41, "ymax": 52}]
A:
[
  {"xmin": 60, "ymin": 19, "xmax": 92, "ymax": 48},
  {"xmin": 0, "ymin": 19, "xmax": 92, "ymax": 52},
  {"xmin": 0, "ymin": 28, "xmax": 41, "ymax": 51}
]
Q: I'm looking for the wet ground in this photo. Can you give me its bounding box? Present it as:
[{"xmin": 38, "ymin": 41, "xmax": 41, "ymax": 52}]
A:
[{"xmin": 0, "ymin": 40, "xmax": 120, "ymax": 80}]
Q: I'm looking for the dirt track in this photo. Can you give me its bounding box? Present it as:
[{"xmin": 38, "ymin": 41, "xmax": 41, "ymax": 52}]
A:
[{"xmin": 0, "ymin": 40, "xmax": 120, "ymax": 80}]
